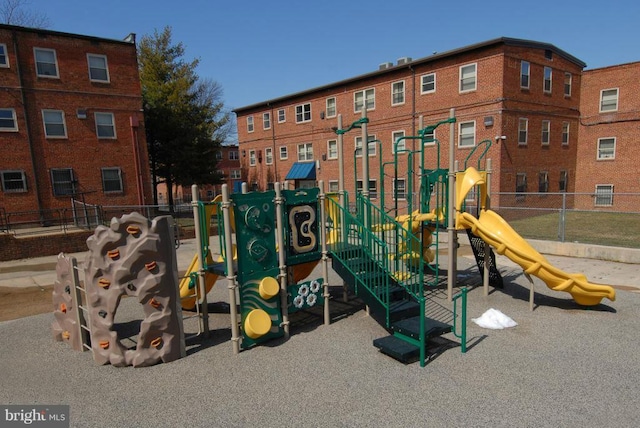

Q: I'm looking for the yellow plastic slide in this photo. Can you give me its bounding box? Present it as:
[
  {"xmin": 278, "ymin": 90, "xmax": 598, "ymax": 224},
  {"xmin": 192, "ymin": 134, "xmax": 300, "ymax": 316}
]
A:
[
  {"xmin": 180, "ymin": 252, "xmax": 219, "ymax": 310},
  {"xmin": 455, "ymin": 167, "xmax": 615, "ymax": 306}
]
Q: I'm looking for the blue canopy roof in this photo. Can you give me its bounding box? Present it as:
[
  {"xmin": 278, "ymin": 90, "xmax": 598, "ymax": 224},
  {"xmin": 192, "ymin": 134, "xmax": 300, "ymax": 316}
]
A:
[{"xmin": 285, "ymin": 162, "xmax": 316, "ymax": 180}]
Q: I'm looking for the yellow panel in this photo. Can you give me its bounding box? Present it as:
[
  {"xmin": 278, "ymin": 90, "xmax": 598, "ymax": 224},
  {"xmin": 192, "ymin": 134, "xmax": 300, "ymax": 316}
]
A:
[
  {"xmin": 259, "ymin": 276, "xmax": 280, "ymax": 300},
  {"xmin": 244, "ymin": 309, "xmax": 272, "ymax": 339}
]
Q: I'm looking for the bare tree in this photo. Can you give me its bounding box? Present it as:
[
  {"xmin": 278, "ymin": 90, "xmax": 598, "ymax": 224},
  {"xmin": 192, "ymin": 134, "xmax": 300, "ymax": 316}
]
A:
[{"xmin": 0, "ymin": 0, "xmax": 50, "ymax": 28}]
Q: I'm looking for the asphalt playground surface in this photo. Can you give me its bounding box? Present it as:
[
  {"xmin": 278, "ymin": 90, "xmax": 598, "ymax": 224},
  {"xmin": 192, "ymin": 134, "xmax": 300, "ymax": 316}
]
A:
[{"xmin": 1, "ymin": 238, "xmax": 639, "ymax": 427}]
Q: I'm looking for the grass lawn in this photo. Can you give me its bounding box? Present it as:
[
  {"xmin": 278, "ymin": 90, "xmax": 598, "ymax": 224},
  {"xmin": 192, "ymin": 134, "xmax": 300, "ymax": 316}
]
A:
[{"xmin": 506, "ymin": 210, "xmax": 640, "ymax": 249}]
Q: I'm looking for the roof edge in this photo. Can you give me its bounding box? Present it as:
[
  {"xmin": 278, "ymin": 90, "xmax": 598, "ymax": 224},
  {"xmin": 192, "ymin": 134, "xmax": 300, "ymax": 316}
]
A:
[{"xmin": 0, "ymin": 23, "xmax": 136, "ymax": 46}]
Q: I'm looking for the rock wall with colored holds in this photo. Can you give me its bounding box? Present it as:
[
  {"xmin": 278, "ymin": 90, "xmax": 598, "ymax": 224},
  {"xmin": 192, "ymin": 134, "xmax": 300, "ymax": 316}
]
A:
[
  {"xmin": 51, "ymin": 254, "xmax": 84, "ymax": 351},
  {"xmin": 84, "ymin": 213, "xmax": 185, "ymax": 367}
]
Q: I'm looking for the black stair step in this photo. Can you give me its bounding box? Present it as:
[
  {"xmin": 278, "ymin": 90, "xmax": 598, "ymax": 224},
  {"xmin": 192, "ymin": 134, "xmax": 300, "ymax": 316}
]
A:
[
  {"xmin": 388, "ymin": 299, "xmax": 420, "ymax": 323},
  {"xmin": 373, "ymin": 335, "xmax": 419, "ymax": 363},
  {"xmin": 391, "ymin": 315, "xmax": 452, "ymax": 340}
]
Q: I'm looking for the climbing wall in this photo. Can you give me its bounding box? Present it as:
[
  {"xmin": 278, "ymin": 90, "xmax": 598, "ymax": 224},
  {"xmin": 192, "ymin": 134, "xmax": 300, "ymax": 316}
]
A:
[
  {"xmin": 84, "ymin": 213, "xmax": 185, "ymax": 367},
  {"xmin": 51, "ymin": 254, "xmax": 86, "ymax": 351}
]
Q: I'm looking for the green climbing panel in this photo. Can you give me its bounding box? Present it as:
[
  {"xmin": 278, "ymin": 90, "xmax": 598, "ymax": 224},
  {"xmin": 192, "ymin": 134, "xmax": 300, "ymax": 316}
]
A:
[{"xmin": 282, "ymin": 188, "xmax": 321, "ymax": 266}]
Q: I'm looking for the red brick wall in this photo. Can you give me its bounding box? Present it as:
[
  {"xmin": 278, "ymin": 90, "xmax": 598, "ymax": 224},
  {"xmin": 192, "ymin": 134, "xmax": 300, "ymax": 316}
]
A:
[{"xmin": 0, "ymin": 26, "xmax": 151, "ymax": 214}]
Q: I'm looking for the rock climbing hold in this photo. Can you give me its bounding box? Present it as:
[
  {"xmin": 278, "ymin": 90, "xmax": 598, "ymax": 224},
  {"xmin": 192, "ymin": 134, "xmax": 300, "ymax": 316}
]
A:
[
  {"xmin": 126, "ymin": 225, "xmax": 141, "ymax": 235},
  {"xmin": 98, "ymin": 310, "xmax": 107, "ymax": 318},
  {"xmin": 98, "ymin": 278, "xmax": 111, "ymax": 289},
  {"xmin": 149, "ymin": 298, "xmax": 161, "ymax": 309},
  {"xmin": 62, "ymin": 331, "xmax": 70, "ymax": 340},
  {"xmin": 99, "ymin": 340, "xmax": 110, "ymax": 349},
  {"xmin": 107, "ymin": 249, "xmax": 120, "ymax": 259},
  {"xmin": 150, "ymin": 337, "xmax": 162, "ymax": 348},
  {"xmin": 145, "ymin": 261, "xmax": 157, "ymax": 271},
  {"xmin": 60, "ymin": 303, "xmax": 67, "ymax": 313}
]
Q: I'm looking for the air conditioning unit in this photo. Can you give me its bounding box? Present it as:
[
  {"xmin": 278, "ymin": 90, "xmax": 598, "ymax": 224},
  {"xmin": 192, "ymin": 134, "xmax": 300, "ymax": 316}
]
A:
[
  {"xmin": 379, "ymin": 62, "xmax": 393, "ymax": 70},
  {"xmin": 397, "ymin": 57, "xmax": 413, "ymax": 65}
]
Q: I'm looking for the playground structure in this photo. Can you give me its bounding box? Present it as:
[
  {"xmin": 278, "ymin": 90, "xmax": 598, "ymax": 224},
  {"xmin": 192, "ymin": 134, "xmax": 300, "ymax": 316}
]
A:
[{"xmin": 52, "ymin": 109, "xmax": 616, "ymax": 368}]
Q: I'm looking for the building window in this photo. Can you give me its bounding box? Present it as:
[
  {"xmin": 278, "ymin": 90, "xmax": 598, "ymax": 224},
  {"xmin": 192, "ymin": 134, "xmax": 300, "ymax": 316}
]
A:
[
  {"xmin": 42, "ymin": 110, "xmax": 67, "ymax": 138},
  {"xmin": 459, "ymin": 63, "xmax": 477, "ymax": 92},
  {"xmin": 594, "ymin": 185, "xmax": 613, "ymax": 207},
  {"xmin": 327, "ymin": 139, "xmax": 338, "ymax": 160},
  {"xmin": 298, "ymin": 143, "xmax": 313, "ymax": 161},
  {"xmin": 265, "ymin": 147, "xmax": 273, "ymax": 165},
  {"xmin": 559, "ymin": 170, "xmax": 568, "ymax": 192},
  {"xmin": 543, "ymin": 66, "xmax": 552, "ymax": 93},
  {"xmin": 50, "ymin": 168, "xmax": 75, "ymax": 196},
  {"xmin": 247, "ymin": 116, "xmax": 254, "ymax": 132},
  {"xmin": 597, "ymin": 137, "xmax": 616, "ymax": 160},
  {"xmin": 518, "ymin": 118, "xmax": 528, "ymax": 145},
  {"xmin": 421, "ymin": 73, "xmax": 435, "ymax": 94},
  {"xmin": 1, "ymin": 170, "xmax": 27, "ymax": 193},
  {"xmin": 279, "ymin": 146, "xmax": 288, "ymax": 160},
  {"xmin": 354, "ymin": 88, "xmax": 375, "ymax": 112},
  {"xmin": 520, "ymin": 61, "xmax": 530, "ymax": 89},
  {"xmin": 355, "ymin": 135, "xmax": 376, "ymax": 157},
  {"xmin": 423, "ymin": 129, "xmax": 436, "ymax": 147},
  {"xmin": 326, "ymin": 97, "xmax": 336, "ymax": 118},
  {"xmin": 600, "ymin": 88, "xmax": 619, "ymax": 112},
  {"xmin": 458, "ymin": 121, "xmax": 475, "ymax": 148},
  {"xmin": 328, "ymin": 180, "xmax": 339, "ymax": 193},
  {"xmin": 229, "ymin": 150, "xmax": 239, "ymax": 160},
  {"xmin": 564, "ymin": 73, "xmax": 572, "ymax": 97},
  {"xmin": 541, "ymin": 120, "xmax": 550, "ymax": 145},
  {"xmin": 230, "ymin": 169, "xmax": 241, "ymax": 179},
  {"xmin": 249, "ymin": 150, "xmax": 256, "ymax": 166},
  {"xmin": 295, "ymin": 103, "xmax": 311, "ymax": 123},
  {"xmin": 277, "ymin": 108, "xmax": 286, "ymax": 123},
  {"xmin": 95, "ymin": 112, "xmax": 116, "ymax": 139},
  {"xmin": 562, "ymin": 122, "xmax": 569, "ymax": 145},
  {"xmin": 0, "ymin": 108, "xmax": 18, "ymax": 131},
  {"xmin": 545, "ymin": 49, "xmax": 553, "ymax": 60},
  {"xmin": 516, "ymin": 173, "xmax": 527, "ymax": 197},
  {"xmin": 101, "ymin": 167, "xmax": 123, "ymax": 193},
  {"xmin": 263, "ymin": 112, "xmax": 271, "ymax": 130},
  {"xmin": 87, "ymin": 54, "xmax": 109, "ymax": 82},
  {"xmin": 391, "ymin": 81, "xmax": 405, "ymax": 105},
  {"xmin": 215, "ymin": 151, "xmax": 222, "ymax": 160},
  {"xmin": 538, "ymin": 171, "xmax": 549, "ymax": 193},
  {"xmin": 0, "ymin": 43, "xmax": 8, "ymax": 67},
  {"xmin": 34, "ymin": 48, "xmax": 59, "ymax": 78},
  {"xmin": 356, "ymin": 179, "xmax": 377, "ymax": 199},
  {"xmin": 392, "ymin": 130, "xmax": 405, "ymax": 153},
  {"xmin": 393, "ymin": 178, "xmax": 406, "ymax": 200}
]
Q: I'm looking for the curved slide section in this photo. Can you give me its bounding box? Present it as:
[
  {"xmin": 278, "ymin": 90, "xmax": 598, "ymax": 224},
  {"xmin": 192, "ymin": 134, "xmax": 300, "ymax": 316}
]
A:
[
  {"xmin": 180, "ymin": 253, "xmax": 219, "ymax": 310},
  {"xmin": 458, "ymin": 210, "xmax": 616, "ymax": 306}
]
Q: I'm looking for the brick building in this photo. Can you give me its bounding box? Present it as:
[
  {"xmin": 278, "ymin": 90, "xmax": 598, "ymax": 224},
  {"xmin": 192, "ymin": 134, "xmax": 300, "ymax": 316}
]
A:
[
  {"xmin": 0, "ymin": 24, "xmax": 151, "ymax": 222},
  {"xmin": 575, "ymin": 61, "xmax": 640, "ymax": 211},
  {"xmin": 234, "ymin": 37, "xmax": 638, "ymax": 212}
]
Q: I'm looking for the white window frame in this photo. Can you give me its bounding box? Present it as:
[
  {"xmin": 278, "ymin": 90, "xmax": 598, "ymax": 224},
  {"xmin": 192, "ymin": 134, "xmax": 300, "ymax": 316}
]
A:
[
  {"xmin": 229, "ymin": 150, "xmax": 239, "ymax": 160},
  {"xmin": 277, "ymin": 108, "xmax": 286, "ymax": 123},
  {"xmin": 297, "ymin": 143, "xmax": 313, "ymax": 161},
  {"xmin": 559, "ymin": 170, "xmax": 568, "ymax": 192},
  {"xmin": 327, "ymin": 139, "xmax": 338, "ymax": 160},
  {"xmin": 543, "ymin": 66, "xmax": 552, "ymax": 93},
  {"xmin": 459, "ymin": 63, "xmax": 477, "ymax": 92},
  {"xmin": 265, "ymin": 147, "xmax": 273, "ymax": 165},
  {"xmin": 50, "ymin": 168, "xmax": 75, "ymax": 196},
  {"xmin": 458, "ymin": 121, "xmax": 475, "ymax": 148},
  {"xmin": 247, "ymin": 116, "xmax": 254, "ymax": 132},
  {"xmin": 356, "ymin": 179, "xmax": 377, "ymax": 199},
  {"xmin": 42, "ymin": 109, "xmax": 67, "ymax": 138},
  {"xmin": 328, "ymin": 180, "xmax": 339, "ymax": 193},
  {"xmin": 392, "ymin": 130, "xmax": 405, "ymax": 153},
  {"xmin": 594, "ymin": 184, "xmax": 614, "ymax": 207},
  {"xmin": 541, "ymin": 120, "xmax": 550, "ymax": 145},
  {"xmin": 295, "ymin": 103, "xmax": 311, "ymax": 123},
  {"xmin": 326, "ymin": 97, "xmax": 336, "ymax": 118},
  {"xmin": 516, "ymin": 173, "xmax": 527, "ymax": 194},
  {"xmin": 599, "ymin": 88, "xmax": 619, "ymax": 113},
  {"xmin": 355, "ymin": 135, "xmax": 376, "ymax": 157},
  {"xmin": 0, "ymin": 43, "xmax": 9, "ymax": 68},
  {"xmin": 0, "ymin": 108, "xmax": 18, "ymax": 132},
  {"xmin": 423, "ymin": 129, "xmax": 436, "ymax": 147},
  {"xmin": 101, "ymin": 167, "xmax": 123, "ymax": 193},
  {"xmin": 249, "ymin": 150, "xmax": 256, "ymax": 166},
  {"xmin": 393, "ymin": 178, "xmax": 406, "ymax": 200},
  {"xmin": 263, "ymin": 112, "xmax": 271, "ymax": 130},
  {"xmin": 230, "ymin": 169, "xmax": 241, "ymax": 179},
  {"xmin": 564, "ymin": 72, "xmax": 572, "ymax": 97},
  {"xmin": 354, "ymin": 88, "xmax": 375, "ymax": 112},
  {"xmin": 87, "ymin": 54, "xmax": 110, "ymax": 83},
  {"xmin": 279, "ymin": 146, "xmax": 288, "ymax": 160},
  {"xmin": 95, "ymin": 112, "xmax": 116, "ymax": 139},
  {"xmin": 520, "ymin": 60, "xmax": 530, "ymax": 89},
  {"xmin": 34, "ymin": 47, "xmax": 59, "ymax": 78},
  {"xmin": 0, "ymin": 170, "xmax": 27, "ymax": 193},
  {"xmin": 538, "ymin": 171, "xmax": 549, "ymax": 193},
  {"xmin": 518, "ymin": 118, "xmax": 528, "ymax": 145},
  {"xmin": 597, "ymin": 137, "xmax": 616, "ymax": 160},
  {"xmin": 562, "ymin": 122, "xmax": 569, "ymax": 145},
  {"xmin": 420, "ymin": 73, "xmax": 435, "ymax": 94},
  {"xmin": 391, "ymin": 80, "xmax": 405, "ymax": 106}
]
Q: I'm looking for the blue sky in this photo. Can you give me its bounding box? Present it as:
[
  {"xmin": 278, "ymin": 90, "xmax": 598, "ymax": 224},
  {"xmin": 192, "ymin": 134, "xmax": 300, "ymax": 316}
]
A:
[{"xmin": 37, "ymin": 0, "xmax": 640, "ymax": 112}]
